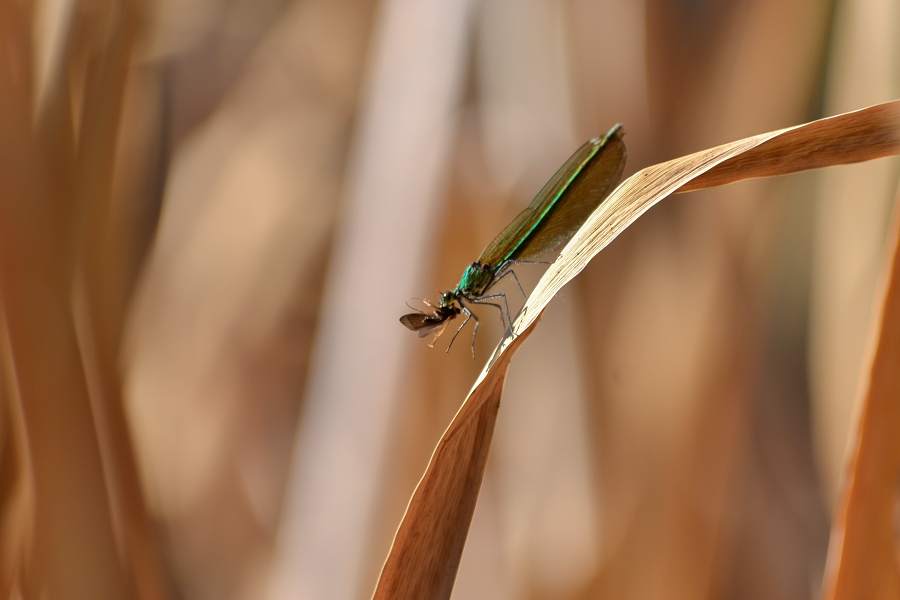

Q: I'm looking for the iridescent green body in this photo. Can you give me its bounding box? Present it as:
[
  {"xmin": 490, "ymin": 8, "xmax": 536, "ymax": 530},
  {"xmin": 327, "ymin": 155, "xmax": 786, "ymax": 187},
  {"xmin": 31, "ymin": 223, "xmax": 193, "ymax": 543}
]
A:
[
  {"xmin": 453, "ymin": 262, "xmax": 494, "ymax": 298},
  {"xmin": 402, "ymin": 123, "xmax": 627, "ymax": 355}
]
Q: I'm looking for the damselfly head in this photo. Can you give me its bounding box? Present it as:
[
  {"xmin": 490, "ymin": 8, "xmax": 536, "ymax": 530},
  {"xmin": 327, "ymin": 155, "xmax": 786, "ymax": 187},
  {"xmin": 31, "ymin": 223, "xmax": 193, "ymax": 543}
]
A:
[{"xmin": 438, "ymin": 290, "xmax": 457, "ymax": 310}]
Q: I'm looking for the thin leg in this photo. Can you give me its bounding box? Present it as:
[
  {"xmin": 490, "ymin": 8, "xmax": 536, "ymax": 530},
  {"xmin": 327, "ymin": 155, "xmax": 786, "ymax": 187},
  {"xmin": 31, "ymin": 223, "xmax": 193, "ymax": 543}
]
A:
[
  {"xmin": 471, "ymin": 292, "xmax": 511, "ymax": 328},
  {"xmin": 466, "ymin": 296, "xmax": 505, "ymax": 327},
  {"xmin": 469, "ymin": 314, "xmax": 479, "ymax": 359},
  {"xmin": 457, "ymin": 299, "xmax": 483, "ymax": 358},
  {"xmin": 494, "ymin": 259, "xmax": 551, "ymax": 278},
  {"xmin": 487, "ymin": 268, "xmax": 526, "ymax": 301},
  {"xmin": 447, "ymin": 306, "xmax": 478, "ymax": 358}
]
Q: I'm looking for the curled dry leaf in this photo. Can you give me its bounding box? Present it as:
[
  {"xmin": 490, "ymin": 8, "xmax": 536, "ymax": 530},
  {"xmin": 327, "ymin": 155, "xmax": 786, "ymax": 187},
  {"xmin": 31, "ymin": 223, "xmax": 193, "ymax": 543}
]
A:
[
  {"xmin": 821, "ymin": 182, "xmax": 900, "ymax": 598},
  {"xmin": 374, "ymin": 100, "xmax": 900, "ymax": 600}
]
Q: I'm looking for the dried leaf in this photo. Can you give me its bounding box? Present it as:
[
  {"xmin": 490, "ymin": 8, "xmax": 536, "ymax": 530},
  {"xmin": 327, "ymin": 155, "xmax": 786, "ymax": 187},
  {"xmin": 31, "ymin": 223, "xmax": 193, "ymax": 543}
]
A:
[
  {"xmin": 821, "ymin": 187, "xmax": 900, "ymax": 599},
  {"xmin": 373, "ymin": 325, "xmax": 538, "ymax": 599},
  {"xmin": 373, "ymin": 100, "xmax": 900, "ymax": 600}
]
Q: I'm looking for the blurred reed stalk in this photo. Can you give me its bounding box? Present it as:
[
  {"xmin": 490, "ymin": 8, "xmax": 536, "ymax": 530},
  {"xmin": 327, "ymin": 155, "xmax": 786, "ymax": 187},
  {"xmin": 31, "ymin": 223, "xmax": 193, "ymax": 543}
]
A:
[{"xmin": 0, "ymin": 1, "xmax": 167, "ymax": 598}]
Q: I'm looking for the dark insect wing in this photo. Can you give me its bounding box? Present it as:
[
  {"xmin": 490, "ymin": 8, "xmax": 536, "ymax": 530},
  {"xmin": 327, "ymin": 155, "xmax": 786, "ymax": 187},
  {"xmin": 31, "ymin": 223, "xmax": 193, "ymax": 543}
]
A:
[
  {"xmin": 513, "ymin": 128, "xmax": 625, "ymax": 260},
  {"xmin": 474, "ymin": 138, "xmax": 603, "ymax": 268},
  {"xmin": 476, "ymin": 124, "xmax": 626, "ymax": 268},
  {"xmin": 424, "ymin": 318, "xmax": 454, "ymax": 346},
  {"xmin": 417, "ymin": 322, "xmax": 446, "ymax": 338},
  {"xmin": 399, "ymin": 308, "xmax": 458, "ymax": 340},
  {"xmin": 400, "ymin": 314, "xmax": 445, "ymax": 338},
  {"xmin": 400, "ymin": 312, "xmax": 432, "ymax": 331}
]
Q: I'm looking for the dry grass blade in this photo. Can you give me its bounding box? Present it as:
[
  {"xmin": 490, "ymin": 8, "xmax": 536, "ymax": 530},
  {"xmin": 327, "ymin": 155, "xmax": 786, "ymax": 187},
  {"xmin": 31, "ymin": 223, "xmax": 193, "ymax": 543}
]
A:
[
  {"xmin": 373, "ymin": 325, "xmax": 539, "ymax": 599},
  {"xmin": 821, "ymin": 196, "xmax": 900, "ymax": 599},
  {"xmin": 373, "ymin": 99, "xmax": 900, "ymax": 600},
  {"xmin": 678, "ymin": 100, "xmax": 900, "ymax": 192}
]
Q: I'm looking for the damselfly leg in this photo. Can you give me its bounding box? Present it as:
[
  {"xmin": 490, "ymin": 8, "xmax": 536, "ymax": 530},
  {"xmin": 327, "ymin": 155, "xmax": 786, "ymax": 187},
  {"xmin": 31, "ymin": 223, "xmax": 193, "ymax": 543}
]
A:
[
  {"xmin": 447, "ymin": 303, "xmax": 479, "ymax": 358},
  {"xmin": 469, "ymin": 293, "xmax": 510, "ymax": 328},
  {"xmin": 490, "ymin": 259, "xmax": 552, "ymax": 313}
]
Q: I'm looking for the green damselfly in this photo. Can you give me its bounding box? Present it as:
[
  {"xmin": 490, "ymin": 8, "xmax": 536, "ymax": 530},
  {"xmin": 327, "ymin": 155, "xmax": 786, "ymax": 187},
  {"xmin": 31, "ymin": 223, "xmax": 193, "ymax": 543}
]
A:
[{"xmin": 401, "ymin": 124, "xmax": 626, "ymax": 356}]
